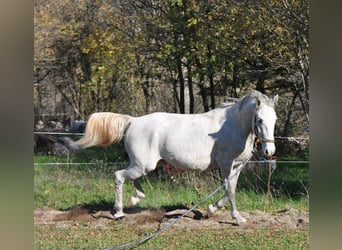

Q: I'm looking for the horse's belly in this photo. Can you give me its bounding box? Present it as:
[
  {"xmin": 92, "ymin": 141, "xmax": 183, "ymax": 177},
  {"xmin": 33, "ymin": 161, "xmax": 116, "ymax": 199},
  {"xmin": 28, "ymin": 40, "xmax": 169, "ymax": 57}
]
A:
[
  {"xmin": 167, "ymin": 159, "xmax": 212, "ymax": 171},
  {"xmin": 161, "ymin": 148, "xmax": 213, "ymax": 171}
]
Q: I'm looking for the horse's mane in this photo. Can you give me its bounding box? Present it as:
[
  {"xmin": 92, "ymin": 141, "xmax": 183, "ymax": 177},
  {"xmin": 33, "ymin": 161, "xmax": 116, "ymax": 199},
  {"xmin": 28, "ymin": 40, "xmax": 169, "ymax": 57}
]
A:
[
  {"xmin": 237, "ymin": 90, "xmax": 275, "ymax": 111},
  {"xmin": 219, "ymin": 97, "xmax": 239, "ymax": 108},
  {"xmin": 249, "ymin": 90, "xmax": 275, "ymax": 106},
  {"xmin": 219, "ymin": 90, "xmax": 274, "ymax": 112}
]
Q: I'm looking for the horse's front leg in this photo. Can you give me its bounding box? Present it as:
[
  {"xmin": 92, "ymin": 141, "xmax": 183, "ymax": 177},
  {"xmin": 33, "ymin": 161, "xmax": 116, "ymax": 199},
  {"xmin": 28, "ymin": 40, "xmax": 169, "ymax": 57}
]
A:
[
  {"xmin": 226, "ymin": 168, "xmax": 246, "ymax": 224},
  {"xmin": 208, "ymin": 166, "xmax": 246, "ymax": 225},
  {"xmin": 208, "ymin": 161, "xmax": 231, "ymax": 218}
]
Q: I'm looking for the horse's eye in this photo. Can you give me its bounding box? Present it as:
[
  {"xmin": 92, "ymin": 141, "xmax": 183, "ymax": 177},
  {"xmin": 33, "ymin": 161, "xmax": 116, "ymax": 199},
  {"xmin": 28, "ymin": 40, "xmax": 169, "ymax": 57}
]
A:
[{"xmin": 258, "ymin": 118, "xmax": 263, "ymax": 124}]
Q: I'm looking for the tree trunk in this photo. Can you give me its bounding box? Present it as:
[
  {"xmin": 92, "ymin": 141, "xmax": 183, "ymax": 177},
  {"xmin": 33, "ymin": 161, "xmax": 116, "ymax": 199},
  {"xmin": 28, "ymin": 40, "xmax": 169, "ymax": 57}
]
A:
[
  {"xmin": 177, "ymin": 58, "xmax": 185, "ymax": 114},
  {"xmin": 142, "ymin": 80, "xmax": 150, "ymax": 113},
  {"xmin": 172, "ymin": 78, "xmax": 179, "ymax": 113},
  {"xmin": 199, "ymin": 82, "xmax": 209, "ymax": 112},
  {"xmin": 209, "ymin": 73, "xmax": 215, "ymax": 110},
  {"xmin": 187, "ymin": 64, "xmax": 194, "ymax": 114},
  {"xmin": 256, "ymin": 74, "xmax": 265, "ymax": 93}
]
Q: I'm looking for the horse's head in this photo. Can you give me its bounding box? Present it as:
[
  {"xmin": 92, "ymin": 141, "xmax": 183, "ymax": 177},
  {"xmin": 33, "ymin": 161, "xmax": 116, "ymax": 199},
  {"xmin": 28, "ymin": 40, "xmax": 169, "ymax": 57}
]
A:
[{"xmin": 253, "ymin": 94, "xmax": 278, "ymax": 157}]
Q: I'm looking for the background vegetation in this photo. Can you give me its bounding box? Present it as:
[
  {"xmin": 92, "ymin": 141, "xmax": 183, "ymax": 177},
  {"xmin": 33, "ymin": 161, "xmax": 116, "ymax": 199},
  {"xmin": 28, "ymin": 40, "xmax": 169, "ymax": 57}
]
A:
[{"xmin": 34, "ymin": 0, "xmax": 309, "ymax": 140}]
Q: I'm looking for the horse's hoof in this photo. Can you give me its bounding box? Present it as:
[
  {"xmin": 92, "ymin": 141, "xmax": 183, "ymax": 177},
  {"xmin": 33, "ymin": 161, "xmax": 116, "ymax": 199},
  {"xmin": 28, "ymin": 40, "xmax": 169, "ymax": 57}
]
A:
[
  {"xmin": 127, "ymin": 196, "xmax": 140, "ymax": 207},
  {"xmin": 111, "ymin": 211, "xmax": 126, "ymax": 220},
  {"xmin": 235, "ymin": 216, "xmax": 247, "ymax": 225},
  {"xmin": 114, "ymin": 214, "xmax": 126, "ymax": 220},
  {"xmin": 207, "ymin": 204, "xmax": 217, "ymax": 217}
]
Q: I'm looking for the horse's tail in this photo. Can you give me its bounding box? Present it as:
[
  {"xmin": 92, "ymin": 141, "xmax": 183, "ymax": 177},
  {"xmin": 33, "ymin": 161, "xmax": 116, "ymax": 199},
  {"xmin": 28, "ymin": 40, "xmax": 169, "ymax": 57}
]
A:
[{"xmin": 74, "ymin": 112, "xmax": 131, "ymax": 149}]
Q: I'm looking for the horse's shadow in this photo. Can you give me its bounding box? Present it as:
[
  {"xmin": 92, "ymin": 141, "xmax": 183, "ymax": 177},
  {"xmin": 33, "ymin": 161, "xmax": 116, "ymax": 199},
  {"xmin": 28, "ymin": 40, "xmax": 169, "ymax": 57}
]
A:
[
  {"xmin": 67, "ymin": 201, "xmax": 206, "ymax": 221},
  {"xmin": 159, "ymin": 205, "xmax": 205, "ymax": 220}
]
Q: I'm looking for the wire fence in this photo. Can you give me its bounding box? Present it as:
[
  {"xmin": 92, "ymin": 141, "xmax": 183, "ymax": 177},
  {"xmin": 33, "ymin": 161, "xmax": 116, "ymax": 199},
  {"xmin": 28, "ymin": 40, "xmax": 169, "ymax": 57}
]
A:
[
  {"xmin": 34, "ymin": 131, "xmax": 309, "ymax": 159},
  {"xmin": 33, "ymin": 131, "xmax": 310, "ymax": 140}
]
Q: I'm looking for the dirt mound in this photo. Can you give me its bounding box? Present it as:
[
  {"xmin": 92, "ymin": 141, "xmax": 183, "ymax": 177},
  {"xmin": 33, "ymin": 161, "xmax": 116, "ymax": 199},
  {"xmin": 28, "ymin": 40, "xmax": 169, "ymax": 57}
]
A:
[{"xmin": 34, "ymin": 206, "xmax": 308, "ymax": 230}]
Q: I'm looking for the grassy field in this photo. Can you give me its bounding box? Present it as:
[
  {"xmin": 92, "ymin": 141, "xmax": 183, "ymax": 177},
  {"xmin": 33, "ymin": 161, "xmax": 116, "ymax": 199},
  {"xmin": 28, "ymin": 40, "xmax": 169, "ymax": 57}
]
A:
[
  {"xmin": 34, "ymin": 153, "xmax": 309, "ymax": 249},
  {"xmin": 35, "ymin": 223, "xmax": 308, "ymax": 249},
  {"xmin": 34, "ymin": 163, "xmax": 308, "ymax": 212}
]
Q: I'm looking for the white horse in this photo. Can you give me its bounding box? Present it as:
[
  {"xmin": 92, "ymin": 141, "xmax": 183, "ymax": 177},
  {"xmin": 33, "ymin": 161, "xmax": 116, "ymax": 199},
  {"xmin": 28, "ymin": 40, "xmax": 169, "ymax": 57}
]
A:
[{"xmin": 73, "ymin": 90, "xmax": 278, "ymax": 224}]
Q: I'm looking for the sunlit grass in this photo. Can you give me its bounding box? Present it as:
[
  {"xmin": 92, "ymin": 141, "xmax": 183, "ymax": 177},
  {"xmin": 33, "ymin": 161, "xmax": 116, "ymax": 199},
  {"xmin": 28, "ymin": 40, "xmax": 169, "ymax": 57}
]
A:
[
  {"xmin": 34, "ymin": 223, "xmax": 309, "ymax": 250},
  {"xmin": 34, "ymin": 156, "xmax": 309, "ymax": 250},
  {"xmin": 34, "ymin": 161, "xmax": 308, "ymax": 212}
]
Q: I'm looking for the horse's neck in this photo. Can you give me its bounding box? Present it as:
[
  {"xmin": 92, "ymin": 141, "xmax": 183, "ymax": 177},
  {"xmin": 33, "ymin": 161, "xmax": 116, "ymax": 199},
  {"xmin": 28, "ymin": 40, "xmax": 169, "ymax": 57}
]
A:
[
  {"xmin": 229, "ymin": 104, "xmax": 256, "ymax": 159},
  {"xmin": 230, "ymin": 103, "xmax": 255, "ymax": 140}
]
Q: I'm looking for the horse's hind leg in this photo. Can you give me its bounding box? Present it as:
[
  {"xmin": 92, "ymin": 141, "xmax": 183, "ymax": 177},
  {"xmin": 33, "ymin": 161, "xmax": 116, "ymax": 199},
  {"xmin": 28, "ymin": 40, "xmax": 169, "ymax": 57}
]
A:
[
  {"xmin": 113, "ymin": 165, "xmax": 145, "ymax": 218},
  {"xmin": 113, "ymin": 169, "xmax": 126, "ymax": 218},
  {"xmin": 127, "ymin": 179, "xmax": 145, "ymax": 207}
]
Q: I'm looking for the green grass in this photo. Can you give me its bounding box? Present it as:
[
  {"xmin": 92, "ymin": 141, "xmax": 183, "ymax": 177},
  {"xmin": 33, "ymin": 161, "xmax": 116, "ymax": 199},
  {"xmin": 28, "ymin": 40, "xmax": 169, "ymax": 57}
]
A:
[
  {"xmin": 34, "ymin": 157, "xmax": 309, "ymax": 249},
  {"xmin": 34, "ymin": 224, "xmax": 308, "ymax": 250},
  {"xmin": 34, "ymin": 143, "xmax": 128, "ymax": 166},
  {"xmin": 34, "ymin": 163, "xmax": 308, "ymax": 212},
  {"xmin": 34, "ymin": 164, "xmax": 115, "ymax": 210}
]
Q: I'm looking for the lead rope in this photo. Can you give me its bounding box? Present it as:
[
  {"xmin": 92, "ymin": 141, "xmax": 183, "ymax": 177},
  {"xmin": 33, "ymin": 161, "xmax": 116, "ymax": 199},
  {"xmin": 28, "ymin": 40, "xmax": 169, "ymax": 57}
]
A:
[
  {"xmin": 103, "ymin": 153, "xmax": 254, "ymax": 250},
  {"xmin": 103, "ymin": 182, "xmax": 225, "ymax": 250}
]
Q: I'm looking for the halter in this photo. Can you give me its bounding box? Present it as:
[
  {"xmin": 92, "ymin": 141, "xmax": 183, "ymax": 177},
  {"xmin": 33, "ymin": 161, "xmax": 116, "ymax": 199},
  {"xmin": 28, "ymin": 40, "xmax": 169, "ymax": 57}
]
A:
[
  {"xmin": 252, "ymin": 112, "xmax": 275, "ymax": 144},
  {"xmin": 258, "ymin": 137, "xmax": 275, "ymax": 143}
]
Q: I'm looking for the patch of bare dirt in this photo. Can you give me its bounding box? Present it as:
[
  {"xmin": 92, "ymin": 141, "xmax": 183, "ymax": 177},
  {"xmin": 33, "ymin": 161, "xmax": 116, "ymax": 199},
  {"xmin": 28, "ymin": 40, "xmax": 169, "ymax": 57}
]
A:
[{"xmin": 34, "ymin": 206, "xmax": 309, "ymax": 231}]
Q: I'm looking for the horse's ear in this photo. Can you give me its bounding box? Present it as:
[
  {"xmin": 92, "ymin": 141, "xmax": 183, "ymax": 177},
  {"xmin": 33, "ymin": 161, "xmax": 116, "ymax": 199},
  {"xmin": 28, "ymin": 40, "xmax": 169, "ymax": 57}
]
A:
[
  {"xmin": 256, "ymin": 98, "xmax": 261, "ymax": 107},
  {"xmin": 273, "ymin": 94, "xmax": 279, "ymax": 106}
]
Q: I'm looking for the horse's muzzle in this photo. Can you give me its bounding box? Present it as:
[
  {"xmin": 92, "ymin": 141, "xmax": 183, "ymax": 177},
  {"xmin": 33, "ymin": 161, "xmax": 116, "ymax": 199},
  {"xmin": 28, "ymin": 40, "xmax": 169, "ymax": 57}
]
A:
[{"xmin": 262, "ymin": 142, "xmax": 276, "ymax": 157}]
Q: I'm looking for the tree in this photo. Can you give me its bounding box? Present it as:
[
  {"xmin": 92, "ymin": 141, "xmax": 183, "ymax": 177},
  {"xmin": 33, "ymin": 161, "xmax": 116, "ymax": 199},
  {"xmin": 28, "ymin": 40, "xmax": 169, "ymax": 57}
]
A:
[
  {"xmin": 34, "ymin": 0, "xmax": 309, "ymax": 139},
  {"xmin": 35, "ymin": 0, "xmax": 146, "ymax": 119}
]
